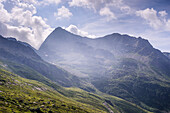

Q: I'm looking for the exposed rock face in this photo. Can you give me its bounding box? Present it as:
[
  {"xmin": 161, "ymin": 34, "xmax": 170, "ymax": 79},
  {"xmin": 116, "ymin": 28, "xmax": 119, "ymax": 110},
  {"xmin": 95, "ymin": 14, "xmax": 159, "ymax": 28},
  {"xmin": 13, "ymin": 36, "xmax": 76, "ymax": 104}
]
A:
[
  {"xmin": 0, "ymin": 35, "xmax": 81, "ymax": 87},
  {"xmin": 38, "ymin": 28, "xmax": 170, "ymax": 111}
]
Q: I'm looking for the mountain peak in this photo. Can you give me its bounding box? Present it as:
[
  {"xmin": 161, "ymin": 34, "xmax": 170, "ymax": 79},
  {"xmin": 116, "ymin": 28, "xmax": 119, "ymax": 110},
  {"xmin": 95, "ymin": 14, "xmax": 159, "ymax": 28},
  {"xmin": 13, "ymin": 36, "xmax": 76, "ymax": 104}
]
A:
[
  {"xmin": 54, "ymin": 27, "xmax": 68, "ymax": 33},
  {"xmin": 49, "ymin": 27, "xmax": 71, "ymax": 36},
  {"xmin": 55, "ymin": 27, "xmax": 63, "ymax": 30}
]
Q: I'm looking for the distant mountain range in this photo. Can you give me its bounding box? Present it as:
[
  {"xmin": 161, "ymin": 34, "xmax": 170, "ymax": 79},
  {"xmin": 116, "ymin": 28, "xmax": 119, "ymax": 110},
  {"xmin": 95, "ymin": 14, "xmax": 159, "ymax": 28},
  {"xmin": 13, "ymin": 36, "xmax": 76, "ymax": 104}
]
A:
[
  {"xmin": 0, "ymin": 34, "xmax": 149, "ymax": 113},
  {"xmin": 38, "ymin": 27, "xmax": 170, "ymax": 112},
  {"xmin": 0, "ymin": 27, "xmax": 170, "ymax": 113}
]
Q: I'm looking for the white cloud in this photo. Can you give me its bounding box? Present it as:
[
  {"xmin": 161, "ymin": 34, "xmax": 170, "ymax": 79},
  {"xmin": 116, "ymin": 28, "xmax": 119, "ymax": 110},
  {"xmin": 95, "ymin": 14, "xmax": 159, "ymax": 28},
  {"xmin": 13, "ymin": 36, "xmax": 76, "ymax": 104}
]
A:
[
  {"xmin": 120, "ymin": 6, "xmax": 131, "ymax": 14},
  {"xmin": 69, "ymin": 0, "xmax": 90, "ymax": 8},
  {"xmin": 65, "ymin": 24, "xmax": 96, "ymax": 38},
  {"xmin": 0, "ymin": 1, "xmax": 53, "ymax": 49},
  {"xmin": 17, "ymin": 0, "xmax": 61, "ymax": 6},
  {"xmin": 40, "ymin": 0, "xmax": 61, "ymax": 6},
  {"xmin": 0, "ymin": 0, "xmax": 6, "ymax": 3},
  {"xmin": 159, "ymin": 10, "xmax": 167, "ymax": 17},
  {"xmin": 18, "ymin": 0, "xmax": 37, "ymax": 4},
  {"xmin": 136, "ymin": 8, "xmax": 170, "ymax": 32},
  {"xmin": 99, "ymin": 7, "xmax": 117, "ymax": 21},
  {"xmin": 69, "ymin": 0, "xmax": 124, "ymax": 11},
  {"xmin": 54, "ymin": 6, "xmax": 72, "ymax": 20},
  {"xmin": 17, "ymin": 2, "xmax": 37, "ymax": 14},
  {"xmin": 0, "ymin": 2, "xmax": 10, "ymax": 22},
  {"xmin": 69, "ymin": 0, "xmax": 132, "ymax": 20},
  {"xmin": 165, "ymin": 20, "xmax": 170, "ymax": 31},
  {"xmin": 136, "ymin": 8, "xmax": 163, "ymax": 29}
]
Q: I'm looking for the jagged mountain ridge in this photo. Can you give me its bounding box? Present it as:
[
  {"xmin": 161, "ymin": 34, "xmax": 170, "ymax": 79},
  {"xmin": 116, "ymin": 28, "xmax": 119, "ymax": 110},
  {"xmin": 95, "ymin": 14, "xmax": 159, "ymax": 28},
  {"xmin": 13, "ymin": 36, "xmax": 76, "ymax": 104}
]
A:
[
  {"xmin": 38, "ymin": 27, "xmax": 170, "ymax": 112},
  {"xmin": 0, "ymin": 35, "xmax": 150, "ymax": 113},
  {"xmin": 39, "ymin": 27, "xmax": 115, "ymax": 77},
  {"xmin": 0, "ymin": 35, "xmax": 83, "ymax": 88},
  {"xmin": 39, "ymin": 27, "xmax": 170, "ymax": 78},
  {"xmin": 164, "ymin": 52, "xmax": 170, "ymax": 59}
]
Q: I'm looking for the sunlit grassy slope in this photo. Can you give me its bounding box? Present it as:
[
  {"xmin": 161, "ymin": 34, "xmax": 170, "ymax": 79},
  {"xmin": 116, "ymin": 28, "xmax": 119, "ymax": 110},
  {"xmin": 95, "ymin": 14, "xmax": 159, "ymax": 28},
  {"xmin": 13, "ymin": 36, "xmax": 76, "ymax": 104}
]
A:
[
  {"xmin": 0, "ymin": 68, "xmax": 150, "ymax": 113},
  {"xmin": 0, "ymin": 69, "xmax": 107, "ymax": 113}
]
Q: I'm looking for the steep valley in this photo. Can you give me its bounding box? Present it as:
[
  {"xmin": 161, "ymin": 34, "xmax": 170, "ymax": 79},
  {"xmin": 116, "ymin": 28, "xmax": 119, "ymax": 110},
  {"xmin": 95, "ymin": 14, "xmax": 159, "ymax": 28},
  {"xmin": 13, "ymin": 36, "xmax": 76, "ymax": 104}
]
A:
[
  {"xmin": 0, "ymin": 27, "xmax": 170, "ymax": 113},
  {"xmin": 38, "ymin": 28, "xmax": 170, "ymax": 112}
]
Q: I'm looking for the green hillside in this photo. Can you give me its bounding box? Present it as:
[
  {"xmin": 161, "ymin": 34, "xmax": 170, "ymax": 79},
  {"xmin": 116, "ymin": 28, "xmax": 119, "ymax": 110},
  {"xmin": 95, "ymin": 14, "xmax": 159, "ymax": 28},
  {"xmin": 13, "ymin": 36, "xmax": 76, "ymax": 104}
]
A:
[
  {"xmin": 0, "ymin": 68, "xmax": 150, "ymax": 113},
  {"xmin": 0, "ymin": 68, "xmax": 107, "ymax": 113},
  {"xmin": 0, "ymin": 34, "xmax": 164, "ymax": 113}
]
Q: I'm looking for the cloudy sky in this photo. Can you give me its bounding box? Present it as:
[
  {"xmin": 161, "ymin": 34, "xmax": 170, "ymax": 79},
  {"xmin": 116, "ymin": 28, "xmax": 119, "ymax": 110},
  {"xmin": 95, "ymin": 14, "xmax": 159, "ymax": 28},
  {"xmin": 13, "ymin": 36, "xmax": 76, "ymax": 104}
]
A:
[{"xmin": 0, "ymin": 0, "xmax": 170, "ymax": 52}]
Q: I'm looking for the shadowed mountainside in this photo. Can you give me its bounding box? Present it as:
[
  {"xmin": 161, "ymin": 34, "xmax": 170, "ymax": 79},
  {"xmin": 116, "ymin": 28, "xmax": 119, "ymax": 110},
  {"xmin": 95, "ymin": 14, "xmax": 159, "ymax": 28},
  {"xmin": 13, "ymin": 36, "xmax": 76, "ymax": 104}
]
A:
[
  {"xmin": 164, "ymin": 52, "xmax": 170, "ymax": 59},
  {"xmin": 38, "ymin": 27, "xmax": 170, "ymax": 112},
  {"xmin": 0, "ymin": 35, "xmax": 84, "ymax": 88},
  {"xmin": 0, "ymin": 62, "xmax": 149, "ymax": 113}
]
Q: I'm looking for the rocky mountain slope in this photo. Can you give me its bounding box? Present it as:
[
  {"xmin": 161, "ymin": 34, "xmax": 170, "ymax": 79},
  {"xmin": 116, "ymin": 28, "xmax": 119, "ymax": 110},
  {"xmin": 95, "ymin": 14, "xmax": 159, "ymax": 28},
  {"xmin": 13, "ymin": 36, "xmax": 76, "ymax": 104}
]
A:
[
  {"xmin": 164, "ymin": 52, "xmax": 170, "ymax": 59},
  {"xmin": 0, "ymin": 35, "xmax": 83, "ymax": 88},
  {"xmin": 38, "ymin": 27, "xmax": 170, "ymax": 112}
]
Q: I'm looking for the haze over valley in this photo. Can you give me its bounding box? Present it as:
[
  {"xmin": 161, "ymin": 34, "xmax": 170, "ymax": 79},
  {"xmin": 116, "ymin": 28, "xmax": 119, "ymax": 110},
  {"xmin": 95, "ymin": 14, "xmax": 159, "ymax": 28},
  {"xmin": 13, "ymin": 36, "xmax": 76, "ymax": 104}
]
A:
[{"xmin": 0, "ymin": 0, "xmax": 170, "ymax": 113}]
